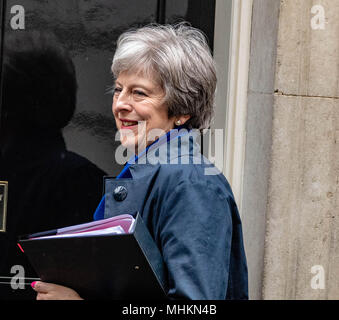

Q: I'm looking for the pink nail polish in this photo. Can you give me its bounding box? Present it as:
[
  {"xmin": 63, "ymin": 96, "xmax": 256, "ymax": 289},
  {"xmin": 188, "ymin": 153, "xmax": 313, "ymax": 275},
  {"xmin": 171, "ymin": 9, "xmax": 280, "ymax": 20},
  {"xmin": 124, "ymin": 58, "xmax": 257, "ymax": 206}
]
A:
[{"xmin": 31, "ymin": 281, "xmax": 37, "ymax": 288}]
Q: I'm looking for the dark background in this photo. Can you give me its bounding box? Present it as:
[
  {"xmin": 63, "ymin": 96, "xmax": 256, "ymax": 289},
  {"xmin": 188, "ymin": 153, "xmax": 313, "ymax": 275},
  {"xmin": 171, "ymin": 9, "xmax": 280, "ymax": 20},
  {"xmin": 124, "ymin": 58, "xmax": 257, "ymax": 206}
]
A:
[{"xmin": 0, "ymin": 0, "xmax": 215, "ymax": 176}]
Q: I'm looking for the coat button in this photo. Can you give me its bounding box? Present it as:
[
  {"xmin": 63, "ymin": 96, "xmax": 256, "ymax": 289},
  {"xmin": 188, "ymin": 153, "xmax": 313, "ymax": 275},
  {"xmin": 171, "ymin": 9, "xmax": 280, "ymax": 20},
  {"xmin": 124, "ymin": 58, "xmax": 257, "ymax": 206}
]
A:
[{"xmin": 113, "ymin": 186, "xmax": 128, "ymax": 201}]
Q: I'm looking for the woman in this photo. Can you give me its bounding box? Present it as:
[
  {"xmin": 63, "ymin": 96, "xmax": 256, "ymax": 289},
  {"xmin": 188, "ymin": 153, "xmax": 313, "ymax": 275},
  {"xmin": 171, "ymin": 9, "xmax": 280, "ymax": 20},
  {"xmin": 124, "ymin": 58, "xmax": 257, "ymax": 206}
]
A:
[{"xmin": 32, "ymin": 23, "xmax": 248, "ymax": 300}]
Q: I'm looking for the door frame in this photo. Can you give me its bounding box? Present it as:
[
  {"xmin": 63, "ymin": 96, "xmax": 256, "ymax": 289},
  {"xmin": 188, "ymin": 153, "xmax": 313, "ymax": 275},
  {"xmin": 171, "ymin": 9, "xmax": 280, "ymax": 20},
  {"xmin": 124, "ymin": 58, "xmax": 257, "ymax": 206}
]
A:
[{"xmin": 212, "ymin": 0, "xmax": 253, "ymax": 213}]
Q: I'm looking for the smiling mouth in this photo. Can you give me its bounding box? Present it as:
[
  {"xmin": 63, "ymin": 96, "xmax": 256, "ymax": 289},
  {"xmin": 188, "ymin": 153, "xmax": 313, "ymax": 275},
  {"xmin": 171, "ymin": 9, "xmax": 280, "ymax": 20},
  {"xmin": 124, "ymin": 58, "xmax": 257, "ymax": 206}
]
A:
[{"xmin": 121, "ymin": 120, "xmax": 139, "ymax": 127}]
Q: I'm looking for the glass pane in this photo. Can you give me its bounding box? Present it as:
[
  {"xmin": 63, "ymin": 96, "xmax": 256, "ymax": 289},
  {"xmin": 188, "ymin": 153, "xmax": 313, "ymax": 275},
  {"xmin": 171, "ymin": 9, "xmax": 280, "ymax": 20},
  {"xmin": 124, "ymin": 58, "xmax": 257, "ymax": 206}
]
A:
[{"xmin": 166, "ymin": 0, "xmax": 216, "ymax": 51}]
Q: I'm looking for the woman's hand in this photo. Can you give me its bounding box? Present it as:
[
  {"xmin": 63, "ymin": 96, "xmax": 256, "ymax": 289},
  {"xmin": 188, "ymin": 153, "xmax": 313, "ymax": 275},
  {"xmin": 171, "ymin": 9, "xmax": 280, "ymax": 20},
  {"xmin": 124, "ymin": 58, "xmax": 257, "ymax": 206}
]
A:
[{"xmin": 32, "ymin": 281, "xmax": 83, "ymax": 300}]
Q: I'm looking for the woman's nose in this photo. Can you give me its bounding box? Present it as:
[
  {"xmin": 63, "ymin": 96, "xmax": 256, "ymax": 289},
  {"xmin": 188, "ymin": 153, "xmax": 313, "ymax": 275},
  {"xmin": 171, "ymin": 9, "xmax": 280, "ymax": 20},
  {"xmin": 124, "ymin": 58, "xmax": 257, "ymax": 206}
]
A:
[{"xmin": 114, "ymin": 91, "xmax": 133, "ymax": 112}]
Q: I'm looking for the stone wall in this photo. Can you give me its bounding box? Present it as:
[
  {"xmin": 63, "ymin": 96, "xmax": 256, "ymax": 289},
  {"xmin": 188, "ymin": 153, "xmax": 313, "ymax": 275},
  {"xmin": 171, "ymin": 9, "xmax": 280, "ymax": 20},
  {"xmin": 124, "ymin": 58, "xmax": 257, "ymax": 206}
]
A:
[
  {"xmin": 242, "ymin": 0, "xmax": 280, "ymax": 299},
  {"xmin": 262, "ymin": 0, "xmax": 339, "ymax": 299}
]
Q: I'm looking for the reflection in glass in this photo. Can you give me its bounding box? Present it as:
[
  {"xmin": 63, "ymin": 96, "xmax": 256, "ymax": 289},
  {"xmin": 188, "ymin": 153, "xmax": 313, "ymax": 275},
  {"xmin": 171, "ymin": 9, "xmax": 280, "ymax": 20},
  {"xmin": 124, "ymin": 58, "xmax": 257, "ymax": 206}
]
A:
[{"xmin": 0, "ymin": 31, "xmax": 106, "ymax": 299}]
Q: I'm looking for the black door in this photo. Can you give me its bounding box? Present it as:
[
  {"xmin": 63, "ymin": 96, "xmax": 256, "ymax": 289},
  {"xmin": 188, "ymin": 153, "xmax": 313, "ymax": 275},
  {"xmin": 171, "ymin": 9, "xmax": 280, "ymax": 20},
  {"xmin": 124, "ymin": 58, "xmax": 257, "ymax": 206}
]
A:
[{"xmin": 0, "ymin": 0, "xmax": 215, "ymax": 300}]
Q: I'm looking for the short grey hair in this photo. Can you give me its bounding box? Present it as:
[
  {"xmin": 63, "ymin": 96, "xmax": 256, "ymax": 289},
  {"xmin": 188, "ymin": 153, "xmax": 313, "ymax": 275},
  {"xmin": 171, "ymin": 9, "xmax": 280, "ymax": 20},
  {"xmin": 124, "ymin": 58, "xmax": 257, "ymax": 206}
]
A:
[{"xmin": 111, "ymin": 23, "xmax": 217, "ymax": 130}]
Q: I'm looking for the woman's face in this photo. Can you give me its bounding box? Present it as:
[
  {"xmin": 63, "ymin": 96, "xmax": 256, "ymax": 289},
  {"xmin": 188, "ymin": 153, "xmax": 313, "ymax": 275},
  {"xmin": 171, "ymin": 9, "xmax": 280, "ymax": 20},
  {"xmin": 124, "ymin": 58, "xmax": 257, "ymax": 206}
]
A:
[{"xmin": 112, "ymin": 71, "xmax": 175, "ymax": 153}]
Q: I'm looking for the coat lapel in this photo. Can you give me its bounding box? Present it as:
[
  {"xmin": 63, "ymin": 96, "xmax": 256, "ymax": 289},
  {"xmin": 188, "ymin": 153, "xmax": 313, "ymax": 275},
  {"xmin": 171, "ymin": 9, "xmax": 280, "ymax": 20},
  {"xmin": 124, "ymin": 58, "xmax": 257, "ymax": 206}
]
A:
[
  {"xmin": 103, "ymin": 165, "xmax": 159, "ymax": 219},
  {"xmin": 104, "ymin": 129, "xmax": 202, "ymax": 218}
]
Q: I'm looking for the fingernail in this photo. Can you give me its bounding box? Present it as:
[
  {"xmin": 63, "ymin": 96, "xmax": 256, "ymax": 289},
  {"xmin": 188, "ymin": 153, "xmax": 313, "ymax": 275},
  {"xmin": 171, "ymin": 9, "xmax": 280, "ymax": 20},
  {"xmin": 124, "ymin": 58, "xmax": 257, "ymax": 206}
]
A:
[{"xmin": 31, "ymin": 281, "xmax": 37, "ymax": 289}]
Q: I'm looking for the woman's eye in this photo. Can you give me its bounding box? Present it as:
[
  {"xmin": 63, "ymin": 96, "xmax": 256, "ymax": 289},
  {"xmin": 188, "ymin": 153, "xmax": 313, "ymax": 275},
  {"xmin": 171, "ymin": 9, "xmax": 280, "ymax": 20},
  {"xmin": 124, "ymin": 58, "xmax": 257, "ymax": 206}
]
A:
[
  {"xmin": 133, "ymin": 90, "xmax": 147, "ymax": 97},
  {"xmin": 113, "ymin": 87, "xmax": 122, "ymax": 95}
]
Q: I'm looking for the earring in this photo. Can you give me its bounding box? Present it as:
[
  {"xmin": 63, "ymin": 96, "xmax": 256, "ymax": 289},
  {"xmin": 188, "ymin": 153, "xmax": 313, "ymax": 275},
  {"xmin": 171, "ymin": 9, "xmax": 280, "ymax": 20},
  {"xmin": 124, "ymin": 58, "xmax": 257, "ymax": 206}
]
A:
[{"xmin": 175, "ymin": 120, "xmax": 181, "ymax": 126}]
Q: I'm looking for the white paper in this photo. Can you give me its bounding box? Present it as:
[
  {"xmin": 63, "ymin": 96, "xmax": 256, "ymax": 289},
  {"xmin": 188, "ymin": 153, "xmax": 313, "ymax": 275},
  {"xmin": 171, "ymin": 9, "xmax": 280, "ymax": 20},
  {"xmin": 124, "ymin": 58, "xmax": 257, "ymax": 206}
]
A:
[{"xmin": 32, "ymin": 226, "xmax": 125, "ymax": 240}]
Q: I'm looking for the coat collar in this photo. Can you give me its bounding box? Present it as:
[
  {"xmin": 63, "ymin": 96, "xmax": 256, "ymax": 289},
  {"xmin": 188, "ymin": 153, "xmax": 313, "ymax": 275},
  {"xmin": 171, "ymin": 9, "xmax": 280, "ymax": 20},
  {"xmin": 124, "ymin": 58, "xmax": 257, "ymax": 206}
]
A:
[{"xmin": 124, "ymin": 128, "xmax": 202, "ymax": 179}]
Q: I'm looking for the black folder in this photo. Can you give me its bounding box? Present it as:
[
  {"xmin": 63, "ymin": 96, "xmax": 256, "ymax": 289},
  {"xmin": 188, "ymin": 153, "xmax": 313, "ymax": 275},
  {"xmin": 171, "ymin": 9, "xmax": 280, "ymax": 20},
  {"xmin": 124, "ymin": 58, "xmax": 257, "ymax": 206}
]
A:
[{"xmin": 18, "ymin": 213, "xmax": 168, "ymax": 300}]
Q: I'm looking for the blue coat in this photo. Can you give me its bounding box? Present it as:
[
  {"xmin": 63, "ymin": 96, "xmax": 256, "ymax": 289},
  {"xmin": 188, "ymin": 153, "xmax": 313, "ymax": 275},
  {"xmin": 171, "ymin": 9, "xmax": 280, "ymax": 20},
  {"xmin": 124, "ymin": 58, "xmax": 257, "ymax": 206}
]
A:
[{"xmin": 99, "ymin": 129, "xmax": 248, "ymax": 300}]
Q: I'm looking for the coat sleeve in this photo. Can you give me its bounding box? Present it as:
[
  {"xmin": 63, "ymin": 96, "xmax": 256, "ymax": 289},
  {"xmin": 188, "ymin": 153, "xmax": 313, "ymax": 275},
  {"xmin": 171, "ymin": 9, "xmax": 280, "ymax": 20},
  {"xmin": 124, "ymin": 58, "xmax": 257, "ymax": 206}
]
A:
[{"xmin": 156, "ymin": 179, "xmax": 233, "ymax": 300}]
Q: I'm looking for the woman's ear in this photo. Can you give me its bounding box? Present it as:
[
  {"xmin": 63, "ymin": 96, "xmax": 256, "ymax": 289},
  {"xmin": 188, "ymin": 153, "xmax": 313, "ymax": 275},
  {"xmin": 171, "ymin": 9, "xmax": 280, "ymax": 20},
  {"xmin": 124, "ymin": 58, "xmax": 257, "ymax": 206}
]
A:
[{"xmin": 175, "ymin": 115, "xmax": 190, "ymax": 126}]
